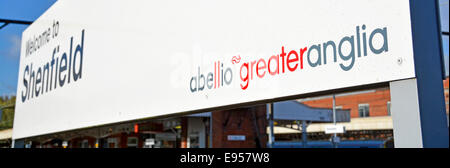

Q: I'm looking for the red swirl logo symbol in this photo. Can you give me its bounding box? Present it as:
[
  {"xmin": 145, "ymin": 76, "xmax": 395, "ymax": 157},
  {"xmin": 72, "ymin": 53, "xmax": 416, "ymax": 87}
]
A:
[{"xmin": 231, "ymin": 55, "xmax": 241, "ymax": 64}]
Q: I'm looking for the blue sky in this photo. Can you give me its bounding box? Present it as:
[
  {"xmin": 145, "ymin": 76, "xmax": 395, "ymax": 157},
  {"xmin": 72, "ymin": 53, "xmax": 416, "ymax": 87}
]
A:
[
  {"xmin": 0, "ymin": 0, "xmax": 449, "ymax": 97},
  {"xmin": 0, "ymin": 0, "xmax": 57, "ymax": 97}
]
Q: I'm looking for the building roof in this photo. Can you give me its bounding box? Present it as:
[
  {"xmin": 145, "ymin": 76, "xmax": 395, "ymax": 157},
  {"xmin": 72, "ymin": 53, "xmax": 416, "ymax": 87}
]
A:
[
  {"xmin": 273, "ymin": 101, "xmax": 350, "ymax": 122},
  {"xmin": 185, "ymin": 101, "xmax": 351, "ymax": 123},
  {"xmin": 187, "ymin": 112, "xmax": 211, "ymax": 118}
]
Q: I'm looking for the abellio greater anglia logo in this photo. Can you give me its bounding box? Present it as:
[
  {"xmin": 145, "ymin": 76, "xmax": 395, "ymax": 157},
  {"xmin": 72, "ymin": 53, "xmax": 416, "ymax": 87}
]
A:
[{"xmin": 190, "ymin": 24, "xmax": 390, "ymax": 92}]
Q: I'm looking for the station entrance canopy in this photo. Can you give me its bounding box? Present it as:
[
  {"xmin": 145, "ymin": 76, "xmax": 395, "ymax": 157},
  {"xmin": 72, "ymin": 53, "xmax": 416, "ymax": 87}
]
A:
[
  {"xmin": 188, "ymin": 101, "xmax": 351, "ymax": 122},
  {"xmin": 13, "ymin": 0, "xmax": 416, "ymax": 140},
  {"xmin": 272, "ymin": 101, "xmax": 350, "ymax": 123}
]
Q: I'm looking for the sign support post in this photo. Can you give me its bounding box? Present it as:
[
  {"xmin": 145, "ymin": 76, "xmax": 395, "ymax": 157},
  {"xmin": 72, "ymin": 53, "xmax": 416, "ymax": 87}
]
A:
[
  {"xmin": 301, "ymin": 120, "xmax": 307, "ymax": 148},
  {"xmin": 267, "ymin": 103, "xmax": 274, "ymax": 148},
  {"xmin": 332, "ymin": 94, "xmax": 338, "ymax": 148},
  {"xmin": 390, "ymin": 0, "xmax": 449, "ymax": 148}
]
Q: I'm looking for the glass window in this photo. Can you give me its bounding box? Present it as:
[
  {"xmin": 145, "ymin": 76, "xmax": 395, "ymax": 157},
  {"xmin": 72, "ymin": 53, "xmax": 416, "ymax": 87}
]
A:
[
  {"xmin": 358, "ymin": 104, "xmax": 370, "ymax": 118},
  {"xmin": 127, "ymin": 137, "xmax": 138, "ymax": 148}
]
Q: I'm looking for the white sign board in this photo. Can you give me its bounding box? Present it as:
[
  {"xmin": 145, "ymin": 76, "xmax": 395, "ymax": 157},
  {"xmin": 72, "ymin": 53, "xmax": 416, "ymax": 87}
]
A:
[
  {"xmin": 13, "ymin": 0, "xmax": 415, "ymax": 139},
  {"xmin": 325, "ymin": 125, "xmax": 346, "ymax": 134},
  {"xmin": 145, "ymin": 138, "xmax": 155, "ymax": 146}
]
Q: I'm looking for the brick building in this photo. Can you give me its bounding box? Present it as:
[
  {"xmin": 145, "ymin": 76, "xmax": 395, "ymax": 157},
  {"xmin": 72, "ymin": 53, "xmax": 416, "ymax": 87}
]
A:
[
  {"xmin": 211, "ymin": 105, "xmax": 267, "ymax": 148},
  {"xmin": 274, "ymin": 77, "xmax": 449, "ymax": 143},
  {"xmin": 300, "ymin": 77, "xmax": 449, "ymax": 119},
  {"xmin": 299, "ymin": 77, "xmax": 449, "ymax": 120},
  {"xmin": 300, "ymin": 88, "xmax": 392, "ymax": 118}
]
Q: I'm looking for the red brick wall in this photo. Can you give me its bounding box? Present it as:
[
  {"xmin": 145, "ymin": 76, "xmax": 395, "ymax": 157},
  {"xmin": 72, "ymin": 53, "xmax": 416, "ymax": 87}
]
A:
[
  {"xmin": 212, "ymin": 105, "xmax": 267, "ymax": 148},
  {"xmin": 302, "ymin": 78, "xmax": 449, "ymax": 117},
  {"xmin": 302, "ymin": 88, "xmax": 391, "ymax": 118},
  {"xmin": 181, "ymin": 117, "xmax": 188, "ymax": 148}
]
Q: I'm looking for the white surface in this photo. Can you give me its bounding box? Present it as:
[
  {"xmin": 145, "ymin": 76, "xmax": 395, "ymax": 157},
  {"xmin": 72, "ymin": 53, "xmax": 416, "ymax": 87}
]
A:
[
  {"xmin": 390, "ymin": 79, "xmax": 423, "ymax": 148},
  {"xmin": 269, "ymin": 116, "xmax": 394, "ymax": 134},
  {"xmin": 14, "ymin": 0, "xmax": 415, "ymax": 139},
  {"xmin": 145, "ymin": 139, "xmax": 155, "ymax": 145},
  {"xmin": 325, "ymin": 125, "xmax": 345, "ymax": 134}
]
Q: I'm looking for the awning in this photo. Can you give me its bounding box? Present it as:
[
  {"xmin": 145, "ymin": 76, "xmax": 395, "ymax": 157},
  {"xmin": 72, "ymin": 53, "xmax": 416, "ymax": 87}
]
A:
[
  {"xmin": 187, "ymin": 112, "xmax": 211, "ymax": 118},
  {"xmin": 268, "ymin": 116, "xmax": 393, "ymax": 134},
  {"xmin": 184, "ymin": 101, "xmax": 351, "ymax": 122},
  {"xmin": 273, "ymin": 101, "xmax": 350, "ymax": 122}
]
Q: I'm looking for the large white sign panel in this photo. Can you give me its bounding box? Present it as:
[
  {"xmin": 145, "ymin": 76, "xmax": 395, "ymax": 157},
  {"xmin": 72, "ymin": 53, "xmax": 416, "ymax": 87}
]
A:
[{"xmin": 13, "ymin": 0, "xmax": 415, "ymax": 139}]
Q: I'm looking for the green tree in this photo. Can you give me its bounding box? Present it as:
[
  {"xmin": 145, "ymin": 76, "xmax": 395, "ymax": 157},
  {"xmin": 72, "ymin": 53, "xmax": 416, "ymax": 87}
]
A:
[{"xmin": 0, "ymin": 96, "xmax": 15, "ymax": 130}]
